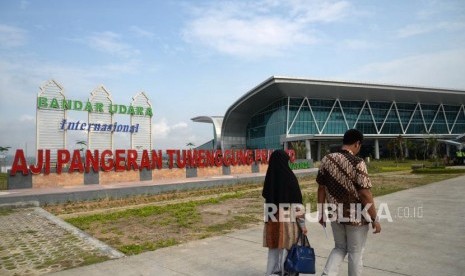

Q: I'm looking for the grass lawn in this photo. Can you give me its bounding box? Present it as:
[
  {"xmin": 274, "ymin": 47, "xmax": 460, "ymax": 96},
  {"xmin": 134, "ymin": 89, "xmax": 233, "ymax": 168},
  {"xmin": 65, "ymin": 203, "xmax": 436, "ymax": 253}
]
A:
[
  {"xmin": 366, "ymin": 159, "xmax": 435, "ymax": 173},
  {"xmin": 44, "ymin": 169, "xmax": 465, "ymax": 256},
  {"xmin": 0, "ymin": 173, "xmax": 7, "ymax": 190}
]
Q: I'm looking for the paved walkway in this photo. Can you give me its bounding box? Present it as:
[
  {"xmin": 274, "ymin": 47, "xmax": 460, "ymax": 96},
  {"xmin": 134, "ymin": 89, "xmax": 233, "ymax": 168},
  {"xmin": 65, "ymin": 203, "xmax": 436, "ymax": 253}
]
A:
[
  {"xmin": 45, "ymin": 175, "xmax": 465, "ymax": 276},
  {"xmin": 0, "ymin": 207, "xmax": 123, "ymax": 276}
]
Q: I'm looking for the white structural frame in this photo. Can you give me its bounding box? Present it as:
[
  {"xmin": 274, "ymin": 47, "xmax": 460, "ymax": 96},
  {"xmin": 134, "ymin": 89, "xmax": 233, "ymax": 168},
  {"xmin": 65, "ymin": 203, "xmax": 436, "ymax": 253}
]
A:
[{"xmin": 285, "ymin": 97, "xmax": 465, "ymax": 136}]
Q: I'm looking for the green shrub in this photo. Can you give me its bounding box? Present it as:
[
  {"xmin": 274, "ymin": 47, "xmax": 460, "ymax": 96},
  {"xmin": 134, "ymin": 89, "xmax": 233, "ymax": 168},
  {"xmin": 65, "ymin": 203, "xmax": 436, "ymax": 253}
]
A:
[{"xmin": 412, "ymin": 168, "xmax": 465, "ymax": 174}]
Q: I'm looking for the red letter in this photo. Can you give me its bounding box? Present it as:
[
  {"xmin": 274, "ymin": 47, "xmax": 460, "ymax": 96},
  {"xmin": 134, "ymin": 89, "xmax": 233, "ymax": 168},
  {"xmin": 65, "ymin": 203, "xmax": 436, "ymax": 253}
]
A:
[
  {"xmin": 166, "ymin": 150, "xmax": 176, "ymax": 169},
  {"xmin": 236, "ymin": 150, "xmax": 246, "ymax": 166},
  {"xmin": 44, "ymin": 149, "xmax": 51, "ymax": 175},
  {"xmin": 114, "ymin": 149, "xmax": 126, "ymax": 171},
  {"xmin": 197, "ymin": 150, "xmax": 205, "ymax": 168},
  {"xmin": 254, "ymin": 150, "xmax": 261, "ymax": 163},
  {"xmin": 260, "ymin": 150, "xmax": 268, "ymax": 164},
  {"xmin": 177, "ymin": 150, "xmax": 186, "ymax": 169},
  {"xmin": 286, "ymin": 149, "xmax": 296, "ymax": 163},
  {"xmin": 246, "ymin": 150, "xmax": 254, "ymax": 165},
  {"xmin": 140, "ymin": 150, "xmax": 151, "ymax": 170},
  {"xmin": 223, "ymin": 150, "xmax": 231, "ymax": 166},
  {"xmin": 185, "ymin": 150, "xmax": 194, "ymax": 168},
  {"xmin": 230, "ymin": 150, "xmax": 238, "ymax": 166},
  {"xmin": 85, "ymin": 150, "xmax": 99, "ymax": 173},
  {"xmin": 56, "ymin": 149, "xmax": 70, "ymax": 174},
  {"xmin": 69, "ymin": 150, "xmax": 84, "ymax": 173},
  {"xmin": 151, "ymin": 150, "xmax": 163, "ymax": 170},
  {"xmin": 126, "ymin": 150, "xmax": 138, "ymax": 170},
  {"xmin": 29, "ymin": 149, "xmax": 44, "ymax": 174},
  {"xmin": 10, "ymin": 149, "xmax": 28, "ymax": 176},
  {"xmin": 100, "ymin": 150, "xmax": 114, "ymax": 172},
  {"xmin": 214, "ymin": 150, "xmax": 223, "ymax": 167},
  {"xmin": 205, "ymin": 150, "xmax": 214, "ymax": 167}
]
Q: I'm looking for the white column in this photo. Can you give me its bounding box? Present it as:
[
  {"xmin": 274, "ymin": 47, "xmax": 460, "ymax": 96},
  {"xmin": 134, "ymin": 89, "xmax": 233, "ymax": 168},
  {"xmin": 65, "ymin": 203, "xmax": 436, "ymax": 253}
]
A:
[
  {"xmin": 317, "ymin": 141, "xmax": 322, "ymax": 161},
  {"xmin": 374, "ymin": 139, "xmax": 380, "ymax": 160},
  {"xmin": 404, "ymin": 146, "xmax": 409, "ymax": 158},
  {"xmin": 446, "ymin": 144, "xmax": 450, "ymax": 157},
  {"xmin": 305, "ymin": 139, "xmax": 312, "ymax": 160},
  {"xmin": 283, "ymin": 142, "xmax": 288, "ymax": 151}
]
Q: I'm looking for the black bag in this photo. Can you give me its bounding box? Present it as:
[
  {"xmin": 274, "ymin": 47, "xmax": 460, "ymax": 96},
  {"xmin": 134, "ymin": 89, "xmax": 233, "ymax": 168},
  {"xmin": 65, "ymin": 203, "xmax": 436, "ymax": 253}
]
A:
[{"xmin": 284, "ymin": 226, "xmax": 316, "ymax": 274}]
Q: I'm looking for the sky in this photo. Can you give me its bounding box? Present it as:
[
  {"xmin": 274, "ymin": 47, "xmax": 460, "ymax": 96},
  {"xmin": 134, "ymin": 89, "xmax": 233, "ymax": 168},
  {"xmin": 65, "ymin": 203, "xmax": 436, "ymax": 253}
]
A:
[{"xmin": 0, "ymin": 0, "xmax": 464, "ymax": 156}]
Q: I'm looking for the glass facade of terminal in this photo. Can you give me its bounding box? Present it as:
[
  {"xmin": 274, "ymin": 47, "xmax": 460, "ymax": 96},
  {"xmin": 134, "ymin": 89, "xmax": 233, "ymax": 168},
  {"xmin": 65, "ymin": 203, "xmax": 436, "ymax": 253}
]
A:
[{"xmin": 246, "ymin": 97, "xmax": 465, "ymax": 149}]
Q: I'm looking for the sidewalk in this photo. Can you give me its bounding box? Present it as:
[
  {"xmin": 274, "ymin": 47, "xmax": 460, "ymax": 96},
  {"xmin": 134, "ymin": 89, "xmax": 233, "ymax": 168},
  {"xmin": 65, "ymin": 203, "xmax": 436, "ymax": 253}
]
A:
[{"xmin": 47, "ymin": 175, "xmax": 465, "ymax": 276}]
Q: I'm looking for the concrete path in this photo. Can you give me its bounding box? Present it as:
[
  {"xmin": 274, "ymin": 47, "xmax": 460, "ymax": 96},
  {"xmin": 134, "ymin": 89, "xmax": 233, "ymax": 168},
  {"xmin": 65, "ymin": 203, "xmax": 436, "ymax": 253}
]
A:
[{"xmin": 47, "ymin": 175, "xmax": 465, "ymax": 276}]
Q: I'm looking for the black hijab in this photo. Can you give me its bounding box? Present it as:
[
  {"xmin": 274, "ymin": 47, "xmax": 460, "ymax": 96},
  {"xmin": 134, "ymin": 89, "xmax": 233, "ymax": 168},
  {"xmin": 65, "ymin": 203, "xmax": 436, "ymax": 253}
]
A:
[{"xmin": 262, "ymin": 150, "xmax": 303, "ymax": 205}]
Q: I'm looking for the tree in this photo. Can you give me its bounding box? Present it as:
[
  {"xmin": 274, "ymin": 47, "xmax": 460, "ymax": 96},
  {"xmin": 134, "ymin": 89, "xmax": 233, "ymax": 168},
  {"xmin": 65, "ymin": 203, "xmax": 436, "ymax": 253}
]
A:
[
  {"xmin": 76, "ymin": 140, "xmax": 87, "ymax": 152},
  {"xmin": 395, "ymin": 135, "xmax": 405, "ymax": 161},
  {"xmin": 427, "ymin": 135, "xmax": 439, "ymax": 161},
  {"xmin": 387, "ymin": 139, "xmax": 398, "ymax": 164},
  {"xmin": 290, "ymin": 141, "xmax": 306, "ymax": 159},
  {"xmin": 405, "ymin": 139, "xmax": 418, "ymax": 160}
]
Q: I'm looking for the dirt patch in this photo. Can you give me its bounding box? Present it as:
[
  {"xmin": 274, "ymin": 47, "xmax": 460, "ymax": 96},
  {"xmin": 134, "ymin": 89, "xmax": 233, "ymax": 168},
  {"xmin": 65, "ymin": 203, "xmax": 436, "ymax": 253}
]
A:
[{"xmin": 199, "ymin": 197, "xmax": 260, "ymax": 225}]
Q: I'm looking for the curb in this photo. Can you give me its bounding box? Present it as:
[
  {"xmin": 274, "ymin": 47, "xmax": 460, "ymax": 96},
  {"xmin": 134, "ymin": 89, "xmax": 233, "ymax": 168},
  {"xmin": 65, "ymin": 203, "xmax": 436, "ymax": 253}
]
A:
[
  {"xmin": 0, "ymin": 200, "xmax": 39, "ymax": 209},
  {"xmin": 34, "ymin": 207, "xmax": 126, "ymax": 259}
]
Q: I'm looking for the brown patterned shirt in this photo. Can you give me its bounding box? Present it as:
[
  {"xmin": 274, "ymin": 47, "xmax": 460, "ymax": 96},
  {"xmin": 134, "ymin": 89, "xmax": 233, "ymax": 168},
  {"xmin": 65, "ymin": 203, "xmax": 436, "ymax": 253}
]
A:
[{"xmin": 316, "ymin": 149, "xmax": 372, "ymax": 226}]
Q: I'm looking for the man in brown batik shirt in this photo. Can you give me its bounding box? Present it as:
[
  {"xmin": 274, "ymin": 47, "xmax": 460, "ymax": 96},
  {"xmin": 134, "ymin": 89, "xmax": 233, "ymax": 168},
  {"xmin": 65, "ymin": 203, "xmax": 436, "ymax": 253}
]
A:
[{"xmin": 317, "ymin": 129, "xmax": 381, "ymax": 276}]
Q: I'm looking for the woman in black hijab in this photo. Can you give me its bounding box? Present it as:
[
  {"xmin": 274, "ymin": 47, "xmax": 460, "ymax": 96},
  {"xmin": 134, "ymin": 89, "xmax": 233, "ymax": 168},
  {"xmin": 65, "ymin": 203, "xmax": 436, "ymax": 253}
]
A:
[{"xmin": 262, "ymin": 150, "xmax": 307, "ymax": 276}]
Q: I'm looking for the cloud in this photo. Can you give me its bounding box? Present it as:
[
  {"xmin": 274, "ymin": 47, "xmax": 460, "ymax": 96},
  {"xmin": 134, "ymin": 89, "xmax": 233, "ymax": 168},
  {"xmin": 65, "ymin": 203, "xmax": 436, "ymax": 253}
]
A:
[
  {"xmin": 287, "ymin": 0, "xmax": 351, "ymax": 23},
  {"xmin": 19, "ymin": 114, "xmax": 34, "ymax": 122},
  {"xmin": 342, "ymin": 48, "xmax": 465, "ymax": 89},
  {"xmin": 182, "ymin": 0, "xmax": 350, "ymax": 58},
  {"xmin": 86, "ymin": 31, "xmax": 140, "ymax": 58},
  {"xmin": 397, "ymin": 21, "xmax": 465, "ymax": 38},
  {"xmin": 152, "ymin": 118, "xmax": 188, "ymax": 139},
  {"xmin": 0, "ymin": 55, "xmax": 140, "ymax": 103},
  {"xmin": 341, "ymin": 39, "xmax": 375, "ymax": 50},
  {"xmin": 0, "ymin": 116, "xmax": 35, "ymax": 154},
  {"xmin": 0, "ymin": 24, "xmax": 27, "ymax": 48},
  {"xmin": 151, "ymin": 119, "xmax": 208, "ymax": 149},
  {"xmin": 129, "ymin": 26, "xmax": 155, "ymax": 39},
  {"xmin": 20, "ymin": 0, "xmax": 30, "ymax": 9}
]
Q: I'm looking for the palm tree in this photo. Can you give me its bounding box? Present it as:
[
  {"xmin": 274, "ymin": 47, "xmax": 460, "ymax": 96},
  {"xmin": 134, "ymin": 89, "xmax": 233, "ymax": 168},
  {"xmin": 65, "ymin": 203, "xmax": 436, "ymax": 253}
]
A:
[
  {"xmin": 427, "ymin": 135, "xmax": 439, "ymax": 161},
  {"xmin": 76, "ymin": 140, "xmax": 87, "ymax": 152},
  {"xmin": 290, "ymin": 141, "xmax": 306, "ymax": 159}
]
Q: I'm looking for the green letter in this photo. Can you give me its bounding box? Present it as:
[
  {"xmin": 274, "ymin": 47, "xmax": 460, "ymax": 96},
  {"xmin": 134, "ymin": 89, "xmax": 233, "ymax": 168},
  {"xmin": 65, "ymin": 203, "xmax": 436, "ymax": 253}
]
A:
[
  {"xmin": 84, "ymin": 101, "xmax": 93, "ymax": 112},
  {"xmin": 50, "ymin": 98, "xmax": 59, "ymax": 109},
  {"xmin": 145, "ymin": 107, "xmax": 153, "ymax": 117},
  {"xmin": 119, "ymin": 105, "xmax": 127, "ymax": 114},
  {"xmin": 37, "ymin": 97, "xmax": 48, "ymax": 108},
  {"xmin": 109, "ymin": 104, "xmax": 117, "ymax": 114},
  {"xmin": 74, "ymin": 100, "xmax": 83, "ymax": 110},
  {"xmin": 127, "ymin": 106, "xmax": 135, "ymax": 115},
  {"xmin": 95, "ymin": 103, "xmax": 104, "ymax": 113},
  {"xmin": 62, "ymin": 100, "xmax": 72, "ymax": 110}
]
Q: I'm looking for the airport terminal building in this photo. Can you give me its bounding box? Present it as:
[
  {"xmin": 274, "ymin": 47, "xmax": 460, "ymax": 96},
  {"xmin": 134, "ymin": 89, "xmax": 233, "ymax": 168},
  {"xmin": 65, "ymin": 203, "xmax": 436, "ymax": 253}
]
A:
[{"xmin": 193, "ymin": 76, "xmax": 465, "ymax": 160}]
